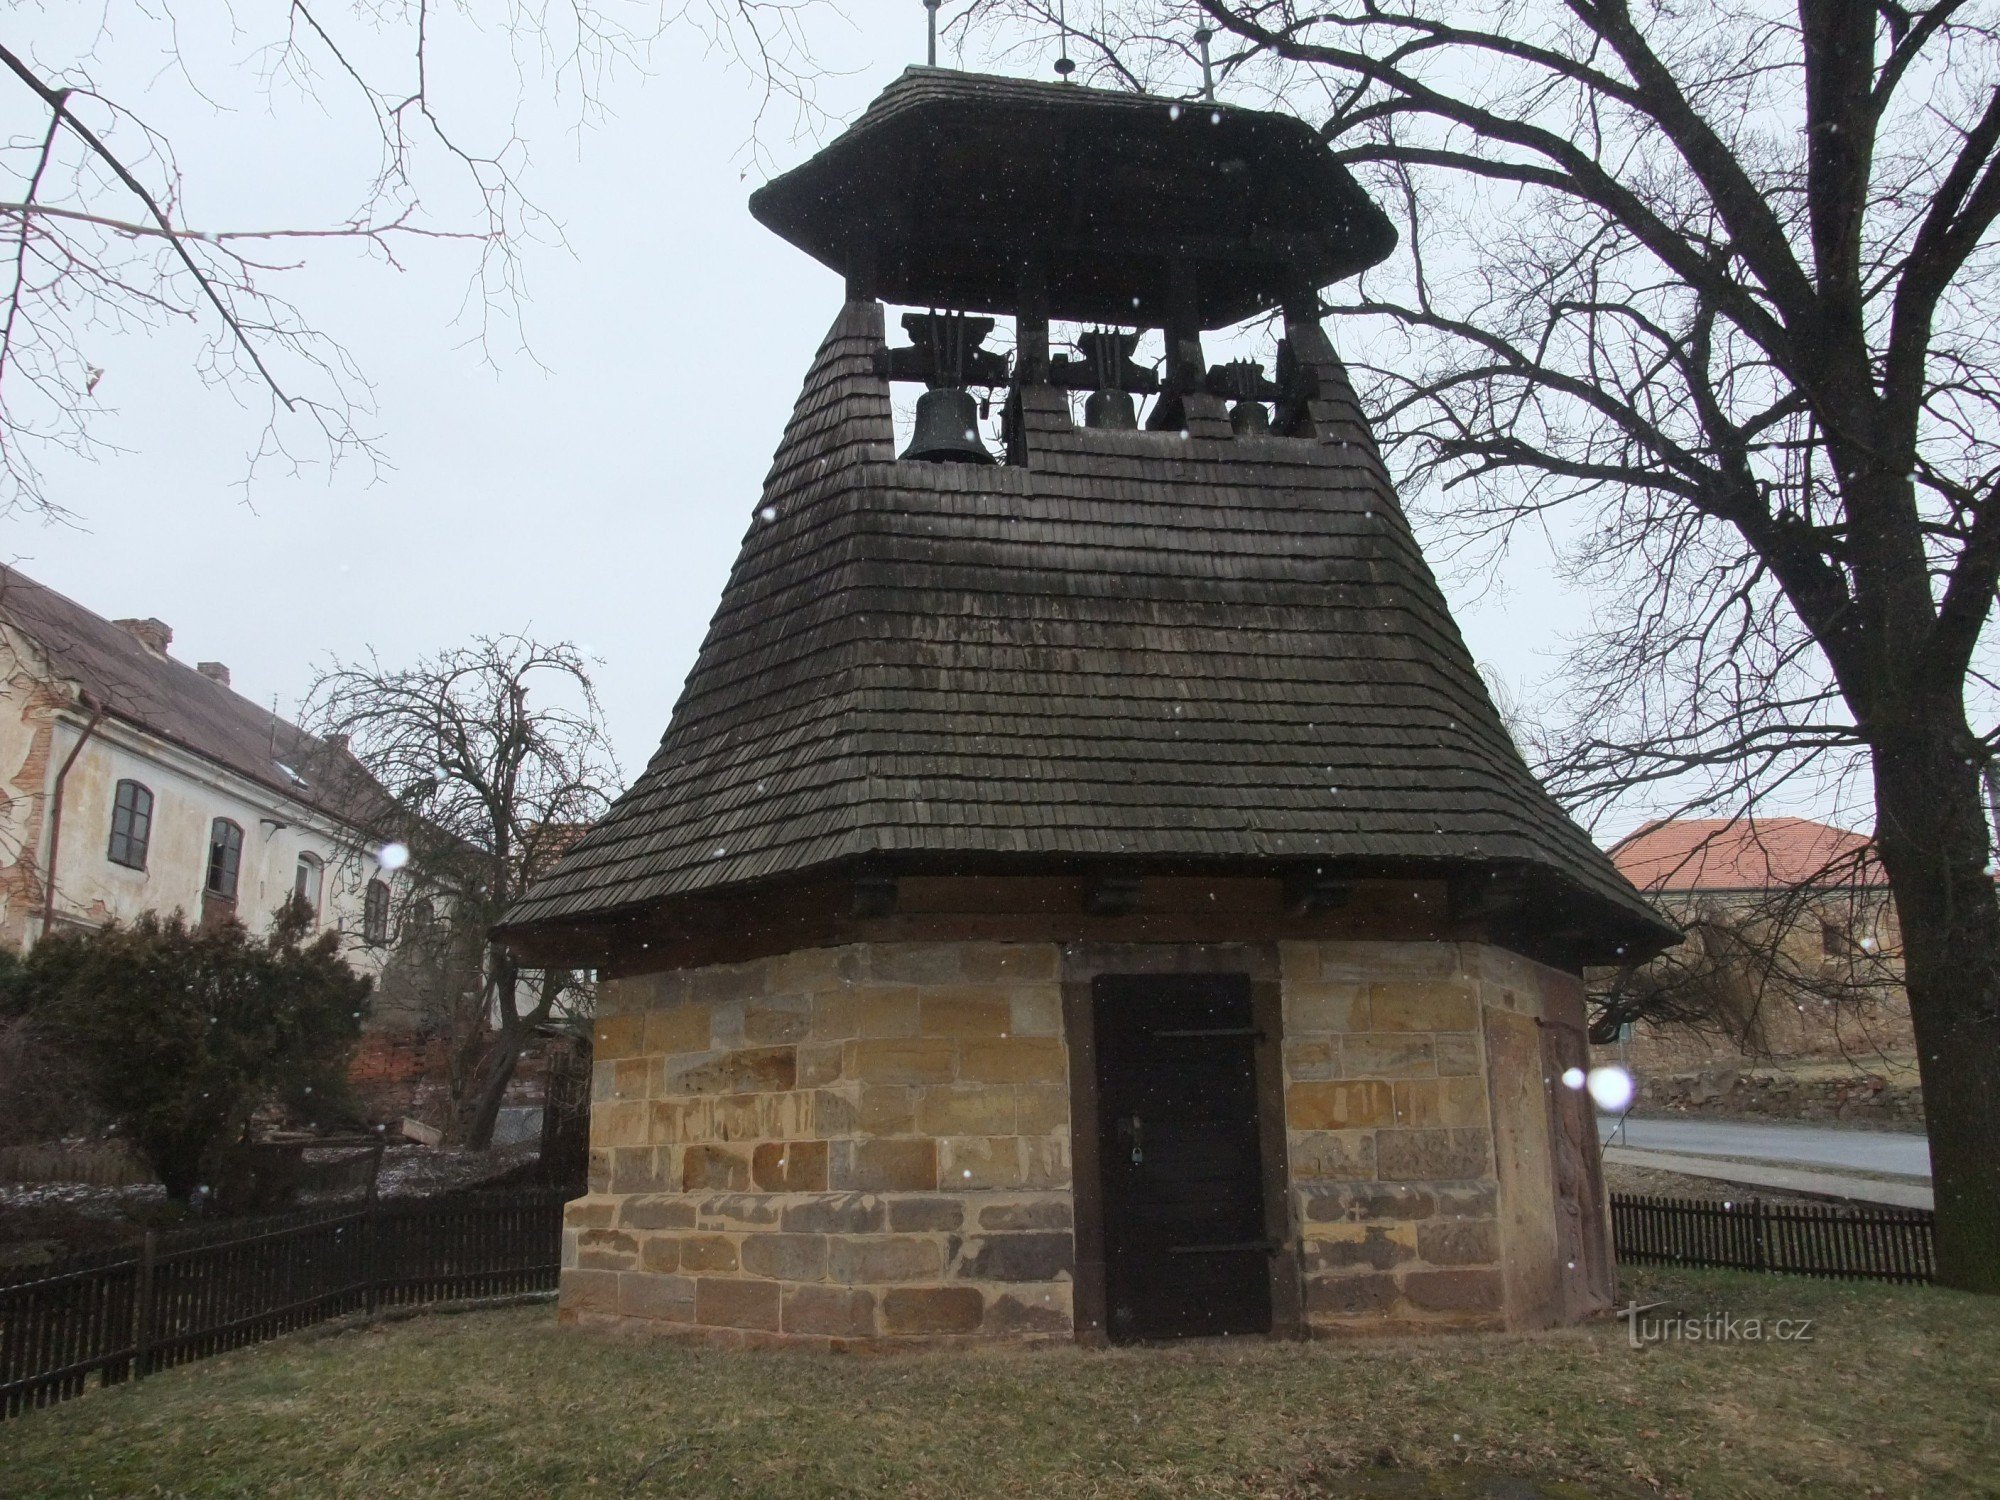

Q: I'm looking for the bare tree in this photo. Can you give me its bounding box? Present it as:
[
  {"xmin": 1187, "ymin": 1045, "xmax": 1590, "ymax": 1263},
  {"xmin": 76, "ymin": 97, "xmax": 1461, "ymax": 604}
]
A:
[
  {"xmin": 0, "ymin": 2, "xmax": 836, "ymax": 517},
  {"xmin": 303, "ymin": 635, "xmax": 619, "ymax": 1150},
  {"xmin": 961, "ymin": 0, "xmax": 2000, "ymax": 1292}
]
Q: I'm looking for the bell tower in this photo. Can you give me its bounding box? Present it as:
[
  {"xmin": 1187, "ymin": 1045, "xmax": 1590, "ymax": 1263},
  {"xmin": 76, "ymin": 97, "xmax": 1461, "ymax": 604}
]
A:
[{"xmin": 502, "ymin": 69, "xmax": 1673, "ymax": 1350}]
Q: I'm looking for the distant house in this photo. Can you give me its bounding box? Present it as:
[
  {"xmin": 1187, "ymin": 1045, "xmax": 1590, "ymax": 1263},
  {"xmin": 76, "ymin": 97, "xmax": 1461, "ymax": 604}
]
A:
[
  {"xmin": 0, "ymin": 562, "xmax": 405, "ymax": 980},
  {"xmin": 1597, "ymin": 816, "xmax": 1912, "ymax": 1070}
]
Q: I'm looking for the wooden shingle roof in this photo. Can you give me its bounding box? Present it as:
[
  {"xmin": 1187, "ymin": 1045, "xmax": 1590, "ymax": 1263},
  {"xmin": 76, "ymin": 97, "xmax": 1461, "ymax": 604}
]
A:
[{"xmin": 500, "ymin": 302, "xmax": 1672, "ymax": 958}]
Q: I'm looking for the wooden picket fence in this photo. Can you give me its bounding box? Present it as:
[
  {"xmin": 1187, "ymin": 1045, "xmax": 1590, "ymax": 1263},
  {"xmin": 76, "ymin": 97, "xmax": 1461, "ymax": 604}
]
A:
[
  {"xmin": 1611, "ymin": 1192, "xmax": 1934, "ymax": 1283},
  {"xmin": 0, "ymin": 1186, "xmax": 569, "ymax": 1418}
]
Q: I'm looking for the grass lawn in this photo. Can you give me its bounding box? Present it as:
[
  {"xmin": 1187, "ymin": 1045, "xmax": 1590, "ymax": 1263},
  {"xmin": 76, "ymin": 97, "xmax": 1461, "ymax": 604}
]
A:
[{"xmin": 1, "ymin": 1267, "xmax": 1995, "ymax": 1498}]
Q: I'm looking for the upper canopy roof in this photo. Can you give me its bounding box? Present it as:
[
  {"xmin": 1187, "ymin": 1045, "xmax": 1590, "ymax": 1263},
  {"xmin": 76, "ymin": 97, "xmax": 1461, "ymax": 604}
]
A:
[{"xmin": 749, "ymin": 68, "xmax": 1398, "ymax": 329}]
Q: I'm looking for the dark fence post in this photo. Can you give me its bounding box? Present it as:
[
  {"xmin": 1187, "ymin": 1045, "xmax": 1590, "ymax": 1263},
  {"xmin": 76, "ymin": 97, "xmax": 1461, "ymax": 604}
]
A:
[
  {"xmin": 362, "ymin": 1185, "xmax": 380, "ymax": 1317},
  {"xmin": 130, "ymin": 1230, "xmax": 156, "ymax": 1381}
]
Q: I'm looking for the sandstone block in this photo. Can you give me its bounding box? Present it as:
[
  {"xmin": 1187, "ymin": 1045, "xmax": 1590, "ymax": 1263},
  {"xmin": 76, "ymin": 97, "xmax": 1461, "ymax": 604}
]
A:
[
  {"xmin": 831, "ymin": 1138, "xmax": 938, "ymax": 1193},
  {"xmin": 591, "ymin": 1060, "xmax": 617, "ymax": 1103},
  {"xmin": 941, "ymin": 1136, "xmax": 1022, "ymax": 1190},
  {"xmin": 1288, "ymin": 1130, "xmax": 1376, "ymax": 1181},
  {"xmin": 1298, "ymin": 1181, "xmax": 1437, "ymax": 1222},
  {"xmin": 1392, "ymin": 1077, "xmax": 1489, "ymax": 1129},
  {"xmin": 1433, "ymin": 1031, "xmax": 1482, "ymax": 1077},
  {"xmin": 751, "ymin": 1140, "xmax": 829, "ymax": 1192},
  {"xmin": 613, "ymin": 1057, "xmax": 657, "ymax": 1100},
  {"xmin": 745, "ymin": 996, "xmax": 813, "ymax": 1045},
  {"xmin": 1418, "ymin": 1218, "xmax": 1501, "ymax": 1267},
  {"xmin": 1402, "ymin": 1267, "xmax": 1504, "ymax": 1313},
  {"xmin": 782, "ymin": 1284, "xmax": 877, "ymax": 1338},
  {"xmin": 890, "ymin": 1196, "xmax": 966, "ymax": 1232},
  {"xmin": 1285, "ymin": 981, "xmax": 1369, "ymax": 1033},
  {"xmin": 882, "ymin": 1285, "xmax": 984, "ymax": 1335},
  {"xmin": 740, "ymin": 1232, "xmax": 828, "ymax": 1281},
  {"xmin": 644, "ymin": 1002, "xmax": 713, "ymax": 1056},
  {"xmin": 829, "ymin": 1235, "xmax": 942, "ymax": 1285},
  {"xmin": 666, "ymin": 1046, "xmax": 798, "ymax": 1097},
  {"xmin": 766, "ymin": 947, "xmax": 846, "ymax": 993},
  {"xmin": 1304, "ymin": 1271, "xmax": 1397, "ymax": 1316},
  {"xmin": 689, "ymin": 961, "xmax": 771, "ymax": 1006},
  {"xmin": 865, "ymin": 944, "xmax": 965, "ymax": 984},
  {"xmin": 920, "ymin": 992, "xmax": 1014, "ymax": 1038},
  {"xmin": 780, "ymin": 1194, "xmax": 885, "ymax": 1234},
  {"xmin": 1022, "ymin": 1136, "xmax": 1071, "ymax": 1190},
  {"xmin": 1376, "ymin": 1128, "xmax": 1493, "ymax": 1181},
  {"xmin": 846, "ymin": 1038, "xmax": 954, "ymax": 1085},
  {"xmin": 587, "ymin": 1149, "xmax": 610, "ymax": 1195},
  {"xmin": 1287, "ymin": 1080, "xmax": 1394, "ymax": 1130},
  {"xmin": 693, "ymin": 1195, "xmax": 780, "ymax": 1229},
  {"xmin": 1283, "ymin": 1039, "xmax": 1339, "ymax": 1081},
  {"xmin": 961, "ymin": 944, "xmax": 1060, "ymax": 983},
  {"xmin": 917, "ymin": 1084, "xmax": 1018, "ymax": 1136},
  {"xmin": 565, "ymin": 1198, "xmax": 616, "ymax": 1230},
  {"xmin": 593, "ymin": 1101, "xmax": 648, "ymax": 1148},
  {"xmin": 639, "ymin": 1237, "xmax": 681, "ymax": 1274},
  {"xmin": 955, "ymin": 1232, "xmax": 1074, "ymax": 1282},
  {"xmin": 983, "ymin": 1286, "xmax": 1072, "ymax": 1334},
  {"xmin": 1007, "ymin": 988, "xmax": 1064, "ymax": 1037},
  {"xmin": 1369, "ymin": 981, "xmax": 1478, "ymax": 1032},
  {"xmin": 680, "ymin": 1144, "xmax": 750, "ymax": 1193},
  {"xmin": 1317, "ymin": 942, "xmax": 1460, "ymax": 981},
  {"xmin": 960, "ymin": 1038, "xmax": 1065, "ymax": 1084},
  {"xmin": 679, "ymin": 1235, "xmax": 739, "ymax": 1273},
  {"xmin": 854, "ymin": 1085, "xmax": 917, "ymax": 1136},
  {"xmin": 648, "ymin": 1100, "xmax": 682, "ymax": 1146},
  {"xmin": 593, "ymin": 1014, "xmax": 644, "ymax": 1060},
  {"xmin": 1344, "ymin": 1033, "xmax": 1436, "ymax": 1078},
  {"xmin": 1435, "ymin": 1182, "xmax": 1500, "ymax": 1217},
  {"xmin": 561, "ymin": 1268, "xmax": 620, "ymax": 1314},
  {"xmin": 760, "ymin": 1092, "xmax": 817, "ymax": 1140},
  {"xmin": 1014, "ymin": 1086, "xmax": 1069, "ymax": 1136},
  {"xmin": 706, "ymin": 1095, "xmax": 763, "ymax": 1141},
  {"xmin": 976, "ymin": 1197, "xmax": 1072, "ymax": 1232},
  {"xmin": 618, "ymin": 1271, "xmax": 695, "ymax": 1323},
  {"xmin": 612, "ymin": 1146, "xmax": 675, "ymax": 1195},
  {"xmin": 575, "ymin": 1229, "xmax": 639, "ymax": 1270},
  {"xmin": 696, "ymin": 1276, "xmax": 781, "ymax": 1331},
  {"xmin": 845, "ymin": 987, "xmax": 924, "ymax": 1038},
  {"xmin": 1301, "ymin": 1223, "xmax": 1415, "ymax": 1272},
  {"xmin": 797, "ymin": 1043, "xmax": 845, "ymax": 1087}
]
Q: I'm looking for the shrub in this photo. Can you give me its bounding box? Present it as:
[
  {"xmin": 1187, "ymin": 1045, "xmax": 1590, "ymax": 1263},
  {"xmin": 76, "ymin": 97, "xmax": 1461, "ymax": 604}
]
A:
[{"xmin": 3, "ymin": 904, "xmax": 372, "ymax": 1202}]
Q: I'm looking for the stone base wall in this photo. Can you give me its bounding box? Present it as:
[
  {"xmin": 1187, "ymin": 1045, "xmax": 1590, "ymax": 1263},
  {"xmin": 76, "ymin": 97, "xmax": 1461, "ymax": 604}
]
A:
[
  {"xmin": 562, "ymin": 941, "xmax": 1075, "ymax": 1347},
  {"xmin": 1282, "ymin": 941, "xmax": 1609, "ymax": 1336}
]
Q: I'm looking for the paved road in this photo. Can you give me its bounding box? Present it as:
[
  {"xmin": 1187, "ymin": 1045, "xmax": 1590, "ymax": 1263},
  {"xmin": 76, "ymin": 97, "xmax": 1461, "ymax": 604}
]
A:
[{"xmin": 1596, "ymin": 1115, "xmax": 1932, "ymax": 1178}]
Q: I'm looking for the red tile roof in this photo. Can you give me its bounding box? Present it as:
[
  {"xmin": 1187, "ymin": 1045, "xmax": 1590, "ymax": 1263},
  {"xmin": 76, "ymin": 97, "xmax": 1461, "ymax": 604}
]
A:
[{"xmin": 1608, "ymin": 817, "xmax": 1882, "ymax": 893}]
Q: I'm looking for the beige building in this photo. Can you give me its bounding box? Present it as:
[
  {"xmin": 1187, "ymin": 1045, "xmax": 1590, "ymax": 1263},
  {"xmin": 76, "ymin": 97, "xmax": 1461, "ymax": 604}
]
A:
[{"xmin": 0, "ymin": 564, "xmax": 404, "ymax": 982}]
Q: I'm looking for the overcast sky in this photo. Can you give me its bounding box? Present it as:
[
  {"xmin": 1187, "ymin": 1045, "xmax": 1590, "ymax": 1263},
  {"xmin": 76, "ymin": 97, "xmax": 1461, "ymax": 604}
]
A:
[{"xmin": 4, "ymin": 5, "xmax": 1632, "ymax": 833}]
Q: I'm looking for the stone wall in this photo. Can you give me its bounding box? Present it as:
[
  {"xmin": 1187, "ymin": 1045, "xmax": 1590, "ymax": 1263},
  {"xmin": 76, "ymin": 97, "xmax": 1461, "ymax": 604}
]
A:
[
  {"xmin": 562, "ymin": 941, "xmax": 1074, "ymax": 1347},
  {"xmin": 1281, "ymin": 941, "xmax": 1606, "ymax": 1335}
]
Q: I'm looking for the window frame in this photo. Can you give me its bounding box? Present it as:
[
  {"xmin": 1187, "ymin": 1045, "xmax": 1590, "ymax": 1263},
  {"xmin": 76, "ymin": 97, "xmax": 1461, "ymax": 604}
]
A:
[
  {"xmin": 205, "ymin": 817, "xmax": 244, "ymax": 901},
  {"xmin": 363, "ymin": 877, "xmax": 391, "ymax": 946},
  {"xmin": 293, "ymin": 851, "xmax": 324, "ymax": 921},
  {"xmin": 106, "ymin": 779, "xmax": 154, "ymax": 870}
]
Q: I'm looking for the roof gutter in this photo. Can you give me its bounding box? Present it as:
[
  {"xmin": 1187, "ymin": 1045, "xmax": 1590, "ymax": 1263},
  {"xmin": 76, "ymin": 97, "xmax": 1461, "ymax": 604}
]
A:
[{"xmin": 41, "ymin": 698, "xmax": 106, "ymax": 939}]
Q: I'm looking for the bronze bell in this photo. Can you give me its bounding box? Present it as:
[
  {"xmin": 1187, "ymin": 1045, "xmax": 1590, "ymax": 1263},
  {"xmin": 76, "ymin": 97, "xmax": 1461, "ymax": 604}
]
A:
[
  {"xmin": 902, "ymin": 387, "xmax": 995, "ymax": 464},
  {"xmin": 1083, "ymin": 388, "xmax": 1138, "ymax": 430},
  {"xmin": 1230, "ymin": 400, "xmax": 1272, "ymax": 437}
]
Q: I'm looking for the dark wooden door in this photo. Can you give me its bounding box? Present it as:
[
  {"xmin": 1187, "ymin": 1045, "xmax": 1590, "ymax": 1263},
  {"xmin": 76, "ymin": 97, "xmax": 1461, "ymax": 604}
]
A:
[{"xmin": 1093, "ymin": 973, "xmax": 1272, "ymax": 1342}]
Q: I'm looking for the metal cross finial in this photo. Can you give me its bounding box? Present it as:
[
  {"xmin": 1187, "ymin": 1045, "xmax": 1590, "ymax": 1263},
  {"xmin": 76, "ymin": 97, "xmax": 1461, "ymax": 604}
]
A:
[
  {"xmin": 1195, "ymin": 27, "xmax": 1215, "ymax": 101},
  {"xmin": 1055, "ymin": 0, "xmax": 1075, "ymax": 79},
  {"xmin": 924, "ymin": 0, "xmax": 942, "ymax": 67}
]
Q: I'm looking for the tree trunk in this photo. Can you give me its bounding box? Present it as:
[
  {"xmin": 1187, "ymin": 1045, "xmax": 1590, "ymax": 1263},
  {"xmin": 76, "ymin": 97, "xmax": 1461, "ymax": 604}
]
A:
[
  {"xmin": 1870, "ymin": 719, "xmax": 2000, "ymax": 1293},
  {"xmin": 444, "ymin": 1025, "xmax": 529, "ymax": 1151}
]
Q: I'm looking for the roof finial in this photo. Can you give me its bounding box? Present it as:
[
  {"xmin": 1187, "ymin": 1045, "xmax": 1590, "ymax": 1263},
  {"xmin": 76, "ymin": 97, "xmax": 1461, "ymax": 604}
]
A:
[
  {"xmin": 923, "ymin": 0, "xmax": 941, "ymax": 67},
  {"xmin": 1195, "ymin": 27, "xmax": 1216, "ymax": 101},
  {"xmin": 1054, "ymin": 0, "xmax": 1075, "ymax": 79}
]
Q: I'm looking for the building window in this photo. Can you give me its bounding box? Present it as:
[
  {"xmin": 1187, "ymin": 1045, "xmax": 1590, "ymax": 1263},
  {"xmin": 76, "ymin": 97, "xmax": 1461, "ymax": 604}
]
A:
[
  {"xmin": 364, "ymin": 878, "xmax": 391, "ymax": 945},
  {"xmin": 294, "ymin": 852, "xmax": 323, "ymax": 922},
  {"xmin": 206, "ymin": 818, "xmax": 243, "ymax": 901},
  {"xmin": 1820, "ymin": 919, "xmax": 1847, "ymax": 959},
  {"xmin": 106, "ymin": 780, "xmax": 153, "ymax": 869}
]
